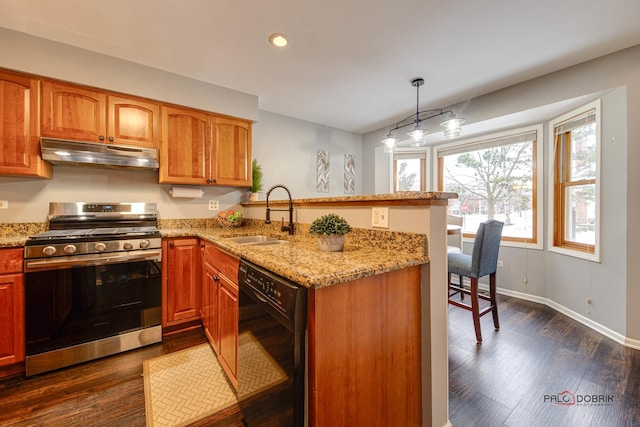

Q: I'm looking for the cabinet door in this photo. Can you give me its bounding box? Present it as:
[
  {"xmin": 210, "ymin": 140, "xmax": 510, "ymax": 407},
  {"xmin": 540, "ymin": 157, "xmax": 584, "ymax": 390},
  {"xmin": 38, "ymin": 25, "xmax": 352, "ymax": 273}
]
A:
[
  {"xmin": 159, "ymin": 105, "xmax": 210, "ymax": 184},
  {"xmin": 41, "ymin": 81, "xmax": 107, "ymax": 142},
  {"xmin": 165, "ymin": 238, "xmax": 201, "ymax": 326},
  {"xmin": 202, "ymin": 262, "xmax": 220, "ymax": 352},
  {"xmin": 0, "ymin": 273, "xmax": 24, "ymax": 367},
  {"xmin": 0, "ymin": 70, "xmax": 52, "ymax": 178},
  {"xmin": 218, "ymin": 275, "xmax": 238, "ymax": 390},
  {"xmin": 108, "ymin": 95, "xmax": 160, "ymax": 148},
  {"xmin": 212, "ymin": 116, "xmax": 251, "ymax": 187}
]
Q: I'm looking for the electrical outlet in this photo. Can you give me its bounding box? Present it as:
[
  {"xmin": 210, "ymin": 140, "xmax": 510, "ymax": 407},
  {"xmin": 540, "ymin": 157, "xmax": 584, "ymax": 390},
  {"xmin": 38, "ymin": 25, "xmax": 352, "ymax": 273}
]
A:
[
  {"xmin": 0, "ymin": 200, "xmax": 7, "ymax": 209},
  {"xmin": 371, "ymin": 207, "xmax": 389, "ymax": 228},
  {"xmin": 208, "ymin": 200, "xmax": 219, "ymax": 211},
  {"xmin": 497, "ymin": 260, "xmax": 503, "ymax": 267}
]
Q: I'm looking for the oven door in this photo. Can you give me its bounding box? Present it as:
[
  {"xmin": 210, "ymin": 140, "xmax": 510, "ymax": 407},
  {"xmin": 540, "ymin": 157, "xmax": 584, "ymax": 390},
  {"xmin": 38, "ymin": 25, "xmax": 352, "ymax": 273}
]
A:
[{"xmin": 24, "ymin": 250, "xmax": 162, "ymax": 359}]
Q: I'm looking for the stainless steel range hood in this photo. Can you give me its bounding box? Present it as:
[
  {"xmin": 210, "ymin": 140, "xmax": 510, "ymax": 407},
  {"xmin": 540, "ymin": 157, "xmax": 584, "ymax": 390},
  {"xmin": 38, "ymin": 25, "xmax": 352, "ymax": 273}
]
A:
[{"xmin": 41, "ymin": 138, "xmax": 159, "ymax": 171}]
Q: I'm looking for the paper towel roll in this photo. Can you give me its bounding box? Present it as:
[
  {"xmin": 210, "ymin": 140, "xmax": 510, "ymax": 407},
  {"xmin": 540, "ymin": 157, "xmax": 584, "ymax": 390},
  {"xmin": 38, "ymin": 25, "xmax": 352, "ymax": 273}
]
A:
[{"xmin": 170, "ymin": 187, "xmax": 204, "ymax": 198}]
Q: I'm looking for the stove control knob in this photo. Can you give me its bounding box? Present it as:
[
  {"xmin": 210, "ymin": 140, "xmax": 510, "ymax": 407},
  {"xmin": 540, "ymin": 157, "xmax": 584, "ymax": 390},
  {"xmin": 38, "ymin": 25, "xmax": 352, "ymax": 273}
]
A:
[
  {"xmin": 43, "ymin": 246, "xmax": 56, "ymax": 256},
  {"xmin": 95, "ymin": 242, "xmax": 106, "ymax": 252},
  {"xmin": 63, "ymin": 245, "xmax": 77, "ymax": 254},
  {"xmin": 139, "ymin": 240, "xmax": 150, "ymax": 249},
  {"xmin": 123, "ymin": 241, "xmax": 133, "ymax": 250}
]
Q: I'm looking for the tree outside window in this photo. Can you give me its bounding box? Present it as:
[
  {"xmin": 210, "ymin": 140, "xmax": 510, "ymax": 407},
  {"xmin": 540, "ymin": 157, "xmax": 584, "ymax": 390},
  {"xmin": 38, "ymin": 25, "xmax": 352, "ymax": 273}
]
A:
[
  {"xmin": 394, "ymin": 152, "xmax": 426, "ymax": 192},
  {"xmin": 437, "ymin": 129, "xmax": 539, "ymax": 244}
]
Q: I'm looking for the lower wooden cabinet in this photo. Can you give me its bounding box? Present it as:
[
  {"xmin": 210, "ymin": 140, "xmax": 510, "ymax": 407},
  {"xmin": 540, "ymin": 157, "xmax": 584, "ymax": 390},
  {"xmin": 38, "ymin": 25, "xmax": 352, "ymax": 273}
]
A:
[
  {"xmin": 202, "ymin": 242, "xmax": 239, "ymax": 389},
  {"xmin": 217, "ymin": 273, "xmax": 238, "ymax": 389},
  {"xmin": 201, "ymin": 261, "xmax": 220, "ymax": 348},
  {"xmin": 0, "ymin": 248, "xmax": 25, "ymax": 368},
  {"xmin": 163, "ymin": 238, "xmax": 201, "ymax": 327}
]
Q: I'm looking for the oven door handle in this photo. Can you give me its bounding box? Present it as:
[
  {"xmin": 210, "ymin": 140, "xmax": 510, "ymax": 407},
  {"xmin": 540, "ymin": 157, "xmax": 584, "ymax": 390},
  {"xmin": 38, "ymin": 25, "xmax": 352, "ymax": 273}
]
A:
[{"xmin": 24, "ymin": 249, "xmax": 162, "ymax": 272}]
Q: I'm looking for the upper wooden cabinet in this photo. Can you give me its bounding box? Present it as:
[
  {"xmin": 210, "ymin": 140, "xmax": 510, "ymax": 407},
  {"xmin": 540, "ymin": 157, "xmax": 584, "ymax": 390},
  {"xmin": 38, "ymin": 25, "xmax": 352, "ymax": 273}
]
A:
[
  {"xmin": 160, "ymin": 105, "xmax": 210, "ymax": 184},
  {"xmin": 108, "ymin": 95, "xmax": 160, "ymax": 148},
  {"xmin": 41, "ymin": 80, "xmax": 160, "ymax": 148},
  {"xmin": 212, "ymin": 116, "xmax": 251, "ymax": 187},
  {"xmin": 160, "ymin": 105, "xmax": 251, "ymax": 186},
  {"xmin": 0, "ymin": 70, "xmax": 52, "ymax": 178}
]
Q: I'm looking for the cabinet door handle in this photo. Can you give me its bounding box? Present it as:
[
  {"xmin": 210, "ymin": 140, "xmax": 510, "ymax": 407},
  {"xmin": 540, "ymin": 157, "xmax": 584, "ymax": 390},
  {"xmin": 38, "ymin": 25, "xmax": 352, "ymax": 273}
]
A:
[
  {"xmin": 99, "ymin": 135, "xmax": 105, "ymax": 141},
  {"xmin": 206, "ymin": 179, "xmax": 212, "ymax": 183},
  {"xmin": 108, "ymin": 136, "xmax": 114, "ymax": 142},
  {"xmin": 213, "ymin": 275, "xmax": 220, "ymax": 281},
  {"xmin": 213, "ymin": 179, "xmax": 217, "ymax": 184},
  {"xmin": 169, "ymin": 242, "xmax": 175, "ymax": 249}
]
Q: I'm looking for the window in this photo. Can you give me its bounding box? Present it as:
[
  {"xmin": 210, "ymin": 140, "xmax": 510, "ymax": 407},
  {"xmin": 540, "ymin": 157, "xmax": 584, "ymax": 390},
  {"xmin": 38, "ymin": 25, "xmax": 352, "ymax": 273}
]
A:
[
  {"xmin": 436, "ymin": 125, "xmax": 542, "ymax": 247},
  {"xmin": 549, "ymin": 101, "xmax": 600, "ymax": 260},
  {"xmin": 393, "ymin": 151, "xmax": 427, "ymax": 192}
]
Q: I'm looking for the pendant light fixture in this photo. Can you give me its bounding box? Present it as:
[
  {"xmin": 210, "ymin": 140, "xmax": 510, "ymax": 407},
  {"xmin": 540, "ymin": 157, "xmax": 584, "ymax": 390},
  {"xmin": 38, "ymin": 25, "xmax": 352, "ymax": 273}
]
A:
[{"xmin": 380, "ymin": 78, "xmax": 464, "ymax": 152}]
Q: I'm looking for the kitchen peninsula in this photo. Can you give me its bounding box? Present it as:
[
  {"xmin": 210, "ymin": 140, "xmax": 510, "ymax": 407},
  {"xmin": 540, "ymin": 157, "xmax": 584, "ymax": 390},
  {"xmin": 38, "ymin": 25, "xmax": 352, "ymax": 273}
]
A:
[{"xmin": 165, "ymin": 191, "xmax": 454, "ymax": 427}]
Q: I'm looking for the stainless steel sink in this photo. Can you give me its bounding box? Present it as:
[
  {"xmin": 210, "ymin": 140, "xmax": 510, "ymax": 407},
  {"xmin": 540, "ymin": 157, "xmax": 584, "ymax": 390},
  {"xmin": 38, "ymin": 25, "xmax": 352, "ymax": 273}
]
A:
[{"xmin": 225, "ymin": 235, "xmax": 289, "ymax": 246}]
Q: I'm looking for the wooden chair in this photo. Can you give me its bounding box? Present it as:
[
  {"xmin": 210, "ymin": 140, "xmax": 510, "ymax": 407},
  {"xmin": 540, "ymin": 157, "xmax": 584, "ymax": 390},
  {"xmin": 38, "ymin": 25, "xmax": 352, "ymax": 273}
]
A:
[{"xmin": 447, "ymin": 220, "xmax": 504, "ymax": 343}]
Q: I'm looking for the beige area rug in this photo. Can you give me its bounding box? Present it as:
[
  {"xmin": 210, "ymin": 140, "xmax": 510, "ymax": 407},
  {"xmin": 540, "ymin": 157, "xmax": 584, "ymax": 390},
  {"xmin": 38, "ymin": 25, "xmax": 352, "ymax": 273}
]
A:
[{"xmin": 143, "ymin": 332, "xmax": 288, "ymax": 427}]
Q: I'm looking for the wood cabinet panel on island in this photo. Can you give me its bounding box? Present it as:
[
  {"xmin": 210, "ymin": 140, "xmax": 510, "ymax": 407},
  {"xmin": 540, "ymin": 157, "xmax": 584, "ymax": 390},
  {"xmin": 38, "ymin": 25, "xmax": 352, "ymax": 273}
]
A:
[
  {"xmin": 0, "ymin": 248, "xmax": 25, "ymax": 368},
  {"xmin": 162, "ymin": 238, "xmax": 201, "ymax": 327},
  {"xmin": 0, "ymin": 70, "xmax": 52, "ymax": 178},
  {"xmin": 41, "ymin": 80, "xmax": 160, "ymax": 148},
  {"xmin": 160, "ymin": 105, "xmax": 251, "ymax": 187},
  {"xmin": 308, "ymin": 266, "xmax": 422, "ymax": 426}
]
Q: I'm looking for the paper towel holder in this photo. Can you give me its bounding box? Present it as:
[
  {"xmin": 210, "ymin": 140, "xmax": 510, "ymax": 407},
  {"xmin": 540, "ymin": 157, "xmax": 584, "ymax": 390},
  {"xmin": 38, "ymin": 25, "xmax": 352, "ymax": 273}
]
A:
[{"xmin": 170, "ymin": 186, "xmax": 204, "ymax": 198}]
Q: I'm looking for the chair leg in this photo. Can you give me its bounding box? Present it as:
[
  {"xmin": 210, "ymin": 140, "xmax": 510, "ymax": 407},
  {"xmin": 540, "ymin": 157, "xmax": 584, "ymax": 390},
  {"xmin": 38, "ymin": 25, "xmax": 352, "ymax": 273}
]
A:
[
  {"xmin": 470, "ymin": 277, "xmax": 482, "ymax": 342},
  {"xmin": 458, "ymin": 274, "xmax": 464, "ymax": 300},
  {"xmin": 490, "ymin": 272, "xmax": 500, "ymax": 330}
]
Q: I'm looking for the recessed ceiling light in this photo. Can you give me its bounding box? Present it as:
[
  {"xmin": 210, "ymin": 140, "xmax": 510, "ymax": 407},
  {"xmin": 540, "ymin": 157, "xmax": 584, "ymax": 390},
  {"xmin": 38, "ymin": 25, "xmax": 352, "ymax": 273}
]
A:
[{"xmin": 268, "ymin": 33, "xmax": 289, "ymax": 48}]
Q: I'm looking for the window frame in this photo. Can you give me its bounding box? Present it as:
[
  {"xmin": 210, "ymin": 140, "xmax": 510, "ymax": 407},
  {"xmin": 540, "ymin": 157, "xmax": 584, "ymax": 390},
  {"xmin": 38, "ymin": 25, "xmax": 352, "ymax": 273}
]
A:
[
  {"xmin": 548, "ymin": 100, "xmax": 601, "ymax": 261},
  {"xmin": 434, "ymin": 124, "xmax": 544, "ymax": 249},
  {"xmin": 392, "ymin": 148, "xmax": 429, "ymax": 192}
]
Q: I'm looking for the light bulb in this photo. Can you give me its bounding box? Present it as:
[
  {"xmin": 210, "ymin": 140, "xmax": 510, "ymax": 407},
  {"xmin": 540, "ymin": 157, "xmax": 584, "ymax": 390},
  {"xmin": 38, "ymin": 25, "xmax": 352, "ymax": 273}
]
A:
[
  {"xmin": 268, "ymin": 33, "xmax": 289, "ymax": 48},
  {"xmin": 407, "ymin": 127, "xmax": 427, "ymax": 144}
]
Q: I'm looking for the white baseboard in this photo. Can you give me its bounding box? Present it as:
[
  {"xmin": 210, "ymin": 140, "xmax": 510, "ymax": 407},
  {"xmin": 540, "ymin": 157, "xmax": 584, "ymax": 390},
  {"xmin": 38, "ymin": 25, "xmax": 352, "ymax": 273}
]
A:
[
  {"xmin": 492, "ymin": 286, "xmax": 635, "ymax": 349},
  {"xmin": 625, "ymin": 336, "xmax": 640, "ymax": 350}
]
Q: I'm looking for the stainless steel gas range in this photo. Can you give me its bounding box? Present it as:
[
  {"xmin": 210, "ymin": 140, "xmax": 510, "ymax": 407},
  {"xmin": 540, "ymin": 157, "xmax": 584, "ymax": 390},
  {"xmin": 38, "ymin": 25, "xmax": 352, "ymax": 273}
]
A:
[{"xmin": 23, "ymin": 202, "xmax": 162, "ymax": 376}]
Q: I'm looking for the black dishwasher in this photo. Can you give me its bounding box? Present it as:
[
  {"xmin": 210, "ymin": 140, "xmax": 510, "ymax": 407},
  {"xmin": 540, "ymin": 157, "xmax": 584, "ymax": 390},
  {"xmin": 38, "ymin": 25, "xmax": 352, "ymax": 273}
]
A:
[{"xmin": 237, "ymin": 259, "xmax": 307, "ymax": 427}]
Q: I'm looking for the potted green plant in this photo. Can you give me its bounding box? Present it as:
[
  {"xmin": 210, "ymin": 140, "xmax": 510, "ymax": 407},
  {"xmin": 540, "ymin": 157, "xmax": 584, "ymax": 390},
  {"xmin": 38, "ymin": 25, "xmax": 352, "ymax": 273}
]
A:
[
  {"xmin": 249, "ymin": 159, "xmax": 263, "ymax": 201},
  {"xmin": 309, "ymin": 213, "xmax": 352, "ymax": 252}
]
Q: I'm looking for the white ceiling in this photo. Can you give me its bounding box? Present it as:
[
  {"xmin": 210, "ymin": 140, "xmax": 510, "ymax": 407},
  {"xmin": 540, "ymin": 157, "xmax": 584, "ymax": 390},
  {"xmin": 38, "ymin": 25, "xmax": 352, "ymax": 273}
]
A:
[{"xmin": 1, "ymin": 0, "xmax": 639, "ymax": 134}]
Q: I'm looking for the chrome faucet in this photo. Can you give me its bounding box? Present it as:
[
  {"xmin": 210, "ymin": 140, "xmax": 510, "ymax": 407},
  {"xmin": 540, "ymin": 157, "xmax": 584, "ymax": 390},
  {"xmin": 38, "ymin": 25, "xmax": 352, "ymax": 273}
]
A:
[{"xmin": 265, "ymin": 184, "xmax": 294, "ymax": 235}]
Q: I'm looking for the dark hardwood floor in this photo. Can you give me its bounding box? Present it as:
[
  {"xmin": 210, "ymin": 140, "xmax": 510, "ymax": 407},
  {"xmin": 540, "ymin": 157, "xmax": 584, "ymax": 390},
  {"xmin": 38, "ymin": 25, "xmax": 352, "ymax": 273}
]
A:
[
  {"xmin": 449, "ymin": 295, "xmax": 640, "ymax": 427},
  {"xmin": 1, "ymin": 295, "xmax": 638, "ymax": 426}
]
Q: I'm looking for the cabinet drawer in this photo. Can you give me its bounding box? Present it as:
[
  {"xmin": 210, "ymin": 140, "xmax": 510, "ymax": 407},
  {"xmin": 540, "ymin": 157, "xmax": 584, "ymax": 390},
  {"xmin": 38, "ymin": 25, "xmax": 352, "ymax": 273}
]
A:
[
  {"xmin": 205, "ymin": 244, "xmax": 239, "ymax": 283},
  {"xmin": 0, "ymin": 248, "xmax": 23, "ymax": 274}
]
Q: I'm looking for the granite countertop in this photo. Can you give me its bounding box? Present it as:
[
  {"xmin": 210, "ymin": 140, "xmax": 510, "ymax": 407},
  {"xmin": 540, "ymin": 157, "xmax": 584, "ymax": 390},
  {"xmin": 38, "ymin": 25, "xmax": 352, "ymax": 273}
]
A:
[
  {"xmin": 0, "ymin": 222, "xmax": 429, "ymax": 289},
  {"xmin": 161, "ymin": 225, "xmax": 429, "ymax": 289},
  {"xmin": 242, "ymin": 191, "xmax": 457, "ymax": 206},
  {"xmin": 0, "ymin": 236, "xmax": 29, "ymax": 248}
]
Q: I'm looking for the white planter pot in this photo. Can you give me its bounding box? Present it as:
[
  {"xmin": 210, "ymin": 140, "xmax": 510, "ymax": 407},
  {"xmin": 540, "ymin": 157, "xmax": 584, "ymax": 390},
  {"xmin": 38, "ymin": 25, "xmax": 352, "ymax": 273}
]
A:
[
  {"xmin": 248, "ymin": 192, "xmax": 259, "ymax": 201},
  {"xmin": 317, "ymin": 235, "xmax": 345, "ymax": 252}
]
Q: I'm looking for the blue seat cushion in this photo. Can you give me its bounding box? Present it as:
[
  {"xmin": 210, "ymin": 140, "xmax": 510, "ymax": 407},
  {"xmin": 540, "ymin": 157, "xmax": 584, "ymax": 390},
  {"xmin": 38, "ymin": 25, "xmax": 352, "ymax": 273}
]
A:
[{"xmin": 448, "ymin": 252, "xmax": 475, "ymax": 278}]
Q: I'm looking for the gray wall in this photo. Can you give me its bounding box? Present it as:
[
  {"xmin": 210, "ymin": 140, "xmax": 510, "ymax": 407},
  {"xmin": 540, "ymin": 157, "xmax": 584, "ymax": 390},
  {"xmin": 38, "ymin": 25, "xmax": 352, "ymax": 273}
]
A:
[
  {"xmin": 252, "ymin": 110, "xmax": 363, "ymax": 200},
  {"xmin": 0, "ymin": 29, "xmax": 362, "ymax": 223},
  {"xmin": 363, "ymin": 45, "xmax": 640, "ymax": 343}
]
